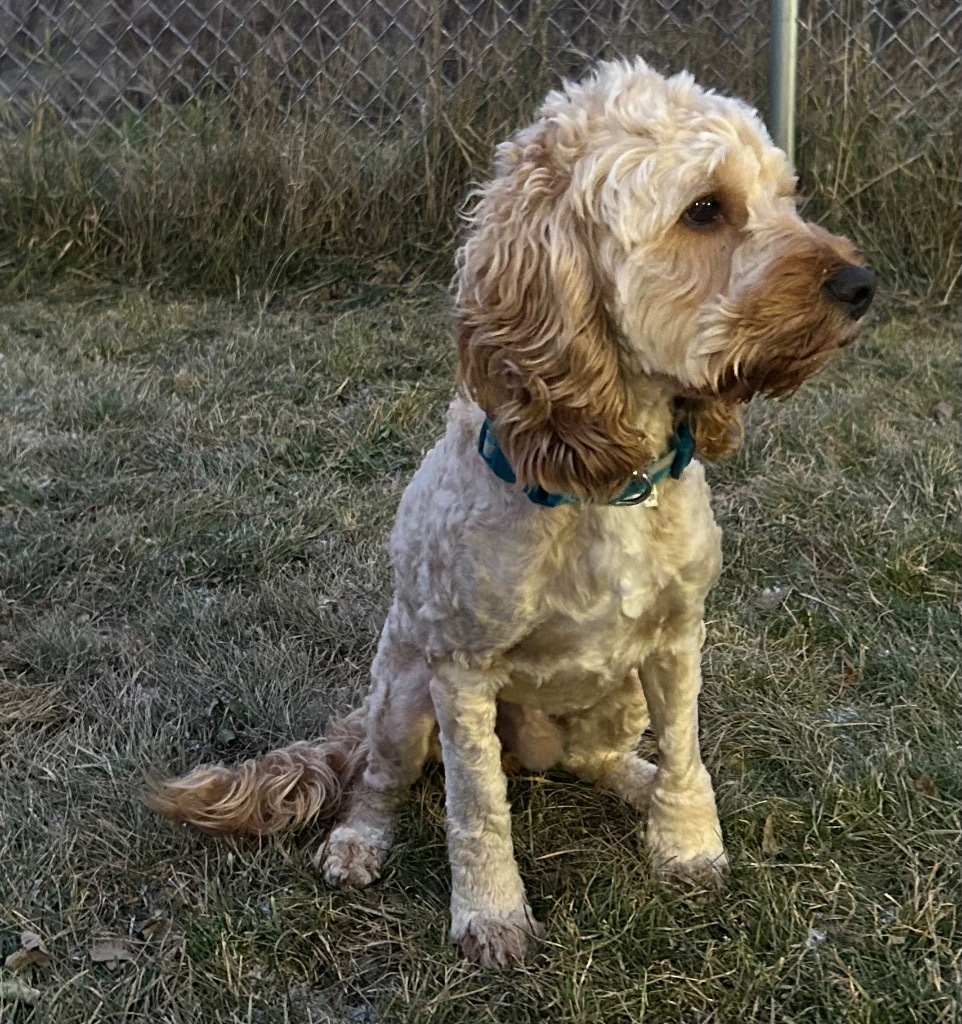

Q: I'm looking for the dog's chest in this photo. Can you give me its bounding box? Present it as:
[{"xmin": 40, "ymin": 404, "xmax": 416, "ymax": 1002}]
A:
[{"xmin": 494, "ymin": 504, "xmax": 712, "ymax": 713}]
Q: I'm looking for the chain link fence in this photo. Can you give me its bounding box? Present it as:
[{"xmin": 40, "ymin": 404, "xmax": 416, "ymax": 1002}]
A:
[
  {"xmin": 1, "ymin": 1, "xmax": 957, "ymax": 134},
  {"xmin": 0, "ymin": 1, "xmax": 771, "ymax": 134},
  {"xmin": 0, "ymin": 0, "xmax": 958, "ymax": 293}
]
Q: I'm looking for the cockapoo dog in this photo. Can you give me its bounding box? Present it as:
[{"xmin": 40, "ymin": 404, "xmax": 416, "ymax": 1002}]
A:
[{"xmin": 150, "ymin": 58, "xmax": 875, "ymax": 967}]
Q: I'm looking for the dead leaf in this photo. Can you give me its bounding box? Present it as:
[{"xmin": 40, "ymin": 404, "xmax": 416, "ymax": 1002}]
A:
[
  {"xmin": 913, "ymin": 774, "xmax": 938, "ymax": 796},
  {"xmin": 135, "ymin": 914, "xmax": 171, "ymax": 942},
  {"xmin": 4, "ymin": 930, "xmax": 52, "ymax": 972},
  {"xmin": 931, "ymin": 401, "xmax": 954, "ymax": 424},
  {"xmin": 172, "ymin": 369, "xmax": 200, "ymax": 395},
  {"xmin": 90, "ymin": 937, "xmax": 136, "ymax": 969},
  {"xmin": 840, "ymin": 656, "xmax": 859, "ymax": 686},
  {"xmin": 0, "ymin": 978, "xmax": 41, "ymax": 1005},
  {"xmin": 761, "ymin": 814, "xmax": 780, "ymax": 855}
]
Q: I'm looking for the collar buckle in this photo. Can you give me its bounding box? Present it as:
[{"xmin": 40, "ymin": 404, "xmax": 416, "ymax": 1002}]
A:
[{"xmin": 610, "ymin": 472, "xmax": 654, "ymax": 506}]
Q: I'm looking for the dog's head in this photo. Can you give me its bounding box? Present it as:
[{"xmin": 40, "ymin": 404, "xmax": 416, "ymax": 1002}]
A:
[{"xmin": 456, "ymin": 58, "xmax": 874, "ymax": 500}]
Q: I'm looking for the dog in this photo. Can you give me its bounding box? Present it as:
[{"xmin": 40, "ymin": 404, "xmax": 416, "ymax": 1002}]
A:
[{"xmin": 149, "ymin": 58, "xmax": 875, "ymax": 968}]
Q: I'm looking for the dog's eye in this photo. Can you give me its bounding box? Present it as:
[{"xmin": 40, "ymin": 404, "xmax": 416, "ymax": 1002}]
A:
[{"xmin": 682, "ymin": 195, "xmax": 724, "ymax": 227}]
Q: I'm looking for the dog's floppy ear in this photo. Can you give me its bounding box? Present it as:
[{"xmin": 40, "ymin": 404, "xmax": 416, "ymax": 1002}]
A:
[
  {"xmin": 456, "ymin": 124, "xmax": 651, "ymax": 501},
  {"xmin": 688, "ymin": 397, "xmax": 745, "ymax": 461}
]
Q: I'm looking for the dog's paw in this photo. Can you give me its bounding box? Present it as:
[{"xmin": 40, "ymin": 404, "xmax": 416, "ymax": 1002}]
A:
[
  {"xmin": 452, "ymin": 906, "xmax": 544, "ymax": 968},
  {"xmin": 316, "ymin": 825, "xmax": 388, "ymax": 888},
  {"xmin": 599, "ymin": 754, "xmax": 658, "ymax": 811},
  {"xmin": 650, "ymin": 844, "xmax": 730, "ymax": 886},
  {"xmin": 646, "ymin": 780, "xmax": 728, "ymax": 886}
]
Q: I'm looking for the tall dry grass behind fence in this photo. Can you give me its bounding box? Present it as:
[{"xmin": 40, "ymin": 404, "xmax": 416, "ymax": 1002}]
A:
[
  {"xmin": 0, "ymin": 0, "xmax": 958, "ymax": 301},
  {"xmin": 796, "ymin": 1, "xmax": 960, "ymax": 305}
]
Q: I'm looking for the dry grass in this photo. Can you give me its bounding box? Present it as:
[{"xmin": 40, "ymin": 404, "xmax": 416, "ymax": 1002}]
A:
[
  {"xmin": 0, "ymin": 15, "xmax": 957, "ymax": 304},
  {"xmin": 0, "ymin": 291, "xmax": 959, "ymax": 1023},
  {"xmin": 796, "ymin": 30, "xmax": 961, "ymax": 304}
]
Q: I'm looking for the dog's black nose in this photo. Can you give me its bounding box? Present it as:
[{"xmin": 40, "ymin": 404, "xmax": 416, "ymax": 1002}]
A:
[{"xmin": 823, "ymin": 265, "xmax": 876, "ymax": 321}]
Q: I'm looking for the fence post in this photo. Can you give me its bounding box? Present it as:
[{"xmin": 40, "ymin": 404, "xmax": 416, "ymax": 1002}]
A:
[{"xmin": 768, "ymin": 0, "xmax": 798, "ymax": 163}]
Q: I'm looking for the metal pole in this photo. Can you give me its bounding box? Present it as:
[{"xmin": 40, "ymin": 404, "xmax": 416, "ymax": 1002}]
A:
[{"xmin": 768, "ymin": 0, "xmax": 798, "ymax": 163}]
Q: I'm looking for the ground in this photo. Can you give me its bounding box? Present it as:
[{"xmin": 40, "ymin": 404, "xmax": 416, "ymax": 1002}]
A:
[{"xmin": 0, "ymin": 290, "xmax": 958, "ymax": 1024}]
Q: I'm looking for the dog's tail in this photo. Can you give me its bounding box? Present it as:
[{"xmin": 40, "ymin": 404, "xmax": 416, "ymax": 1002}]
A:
[{"xmin": 146, "ymin": 705, "xmax": 368, "ymax": 836}]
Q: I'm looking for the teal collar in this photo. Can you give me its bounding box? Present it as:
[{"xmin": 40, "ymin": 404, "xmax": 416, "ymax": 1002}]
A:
[{"xmin": 477, "ymin": 418, "xmax": 696, "ymax": 508}]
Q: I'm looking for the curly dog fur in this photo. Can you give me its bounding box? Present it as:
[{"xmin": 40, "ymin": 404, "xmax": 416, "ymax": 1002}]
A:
[{"xmin": 149, "ymin": 58, "xmax": 874, "ymax": 967}]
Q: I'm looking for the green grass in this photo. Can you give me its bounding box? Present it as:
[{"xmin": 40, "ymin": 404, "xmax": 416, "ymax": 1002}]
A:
[{"xmin": 0, "ymin": 293, "xmax": 959, "ymax": 1023}]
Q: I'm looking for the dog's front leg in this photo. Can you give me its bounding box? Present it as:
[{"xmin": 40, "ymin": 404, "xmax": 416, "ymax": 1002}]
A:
[
  {"xmin": 640, "ymin": 627, "xmax": 729, "ymax": 882},
  {"xmin": 430, "ymin": 663, "xmax": 543, "ymax": 967}
]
